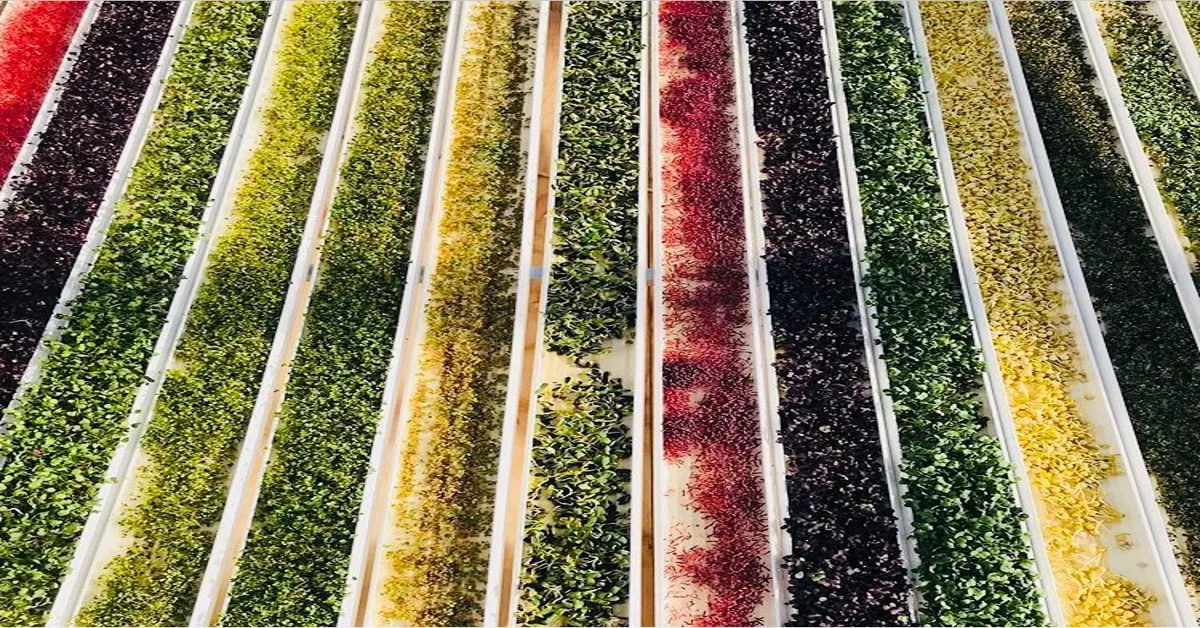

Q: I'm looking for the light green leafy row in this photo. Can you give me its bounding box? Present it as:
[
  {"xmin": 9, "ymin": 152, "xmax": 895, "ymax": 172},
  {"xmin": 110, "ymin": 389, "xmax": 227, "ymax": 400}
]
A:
[
  {"xmin": 516, "ymin": 2, "xmax": 640, "ymax": 627},
  {"xmin": 0, "ymin": 4, "xmax": 269, "ymax": 625},
  {"xmin": 76, "ymin": 3, "xmax": 358, "ymax": 626},
  {"xmin": 223, "ymin": 3, "xmax": 448, "ymax": 625}
]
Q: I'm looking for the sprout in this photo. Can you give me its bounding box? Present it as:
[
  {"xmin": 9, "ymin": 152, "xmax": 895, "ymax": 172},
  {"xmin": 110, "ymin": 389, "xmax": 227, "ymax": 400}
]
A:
[
  {"xmin": 834, "ymin": 2, "xmax": 1046, "ymax": 624},
  {"xmin": 0, "ymin": 1, "xmax": 159, "ymax": 414}
]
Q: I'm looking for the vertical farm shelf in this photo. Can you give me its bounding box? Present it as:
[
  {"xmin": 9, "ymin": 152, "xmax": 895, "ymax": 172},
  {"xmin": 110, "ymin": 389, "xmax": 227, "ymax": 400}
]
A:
[
  {"xmin": 0, "ymin": 1, "xmax": 178, "ymax": 421},
  {"xmin": 222, "ymin": 3, "xmax": 451, "ymax": 625},
  {"xmin": 832, "ymin": 0, "xmax": 1051, "ymax": 624},
  {"xmin": 652, "ymin": 1, "xmax": 785, "ymax": 624},
  {"xmin": 920, "ymin": 1, "xmax": 1186, "ymax": 624},
  {"xmin": 343, "ymin": 2, "xmax": 547, "ymax": 625},
  {"xmin": 73, "ymin": 2, "xmax": 359, "ymax": 625},
  {"xmin": 1010, "ymin": 0, "xmax": 1200, "ymax": 618}
]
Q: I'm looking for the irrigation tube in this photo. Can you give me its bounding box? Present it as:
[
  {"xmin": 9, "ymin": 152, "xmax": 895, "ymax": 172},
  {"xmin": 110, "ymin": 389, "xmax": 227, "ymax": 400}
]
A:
[
  {"xmin": 0, "ymin": 0, "xmax": 101, "ymax": 214},
  {"xmin": 633, "ymin": 2, "xmax": 653, "ymax": 624},
  {"xmin": 1, "ymin": 0, "xmax": 194, "ymax": 420},
  {"xmin": 335, "ymin": 2, "xmax": 464, "ymax": 625},
  {"xmin": 187, "ymin": 3, "xmax": 378, "ymax": 624},
  {"xmin": 728, "ymin": 1, "xmax": 794, "ymax": 624},
  {"xmin": 901, "ymin": 1, "xmax": 1062, "ymax": 623},
  {"xmin": 816, "ymin": 0, "xmax": 920, "ymax": 621},
  {"xmin": 632, "ymin": 3, "xmax": 651, "ymax": 621},
  {"xmin": 1066, "ymin": 2, "xmax": 1199, "ymax": 623}
]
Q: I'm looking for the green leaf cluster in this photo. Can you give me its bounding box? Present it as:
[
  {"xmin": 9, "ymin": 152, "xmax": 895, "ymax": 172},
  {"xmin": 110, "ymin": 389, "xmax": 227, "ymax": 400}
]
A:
[
  {"xmin": 833, "ymin": 2, "xmax": 1045, "ymax": 625},
  {"xmin": 541, "ymin": 1, "xmax": 640, "ymax": 360},
  {"xmin": 0, "ymin": 4, "xmax": 269, "ymax": 624},
  {"xmin": 1099, "ymin": 0, "xmax": 1200, "ymax": 249},
  {"xmin": 1011, "ymin": 0, "xmax": 1200, "ymax": 599},
  {"xmin": 1182, "ymin": 1, "xmax": 1200, "ymax": 37},
  {"xmin": 519, "ymin": 366, "xmax": 633, "ymax": 628},
  {"xmin": 382, "ymin": 2, "xmax": 533, "ymax": 626},
  {"xmin": 515, "ymin": 3, "xmax": 640, "ymax": 626},
  {"xmin": 74, "ymin": 3, "xmax": 359, "ymax": 626},
  {"xmin": 223, "ymin": 3, "xmax": 448, "ymax": 625}
]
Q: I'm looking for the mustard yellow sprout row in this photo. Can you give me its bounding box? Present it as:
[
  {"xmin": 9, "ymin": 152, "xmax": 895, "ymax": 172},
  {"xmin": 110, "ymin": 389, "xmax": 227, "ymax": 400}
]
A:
[
  {"xmin": 920, "ymin": 2, "xmax": 1151, "ymax": 625},
  {"xmin": 382, "ymin": 2, "xmax": 534, "ymax": 625}
]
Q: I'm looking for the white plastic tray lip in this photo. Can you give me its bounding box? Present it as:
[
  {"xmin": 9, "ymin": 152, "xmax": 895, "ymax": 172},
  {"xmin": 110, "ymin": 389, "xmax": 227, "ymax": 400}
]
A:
[
  {"xmin": 1117, "ymin": 0, "xmax": 1200, "ymax": 356},
  {"xmin": 631, "ymin": 1, "xmax": 651, "ymax": 620},
  {"xmin": 728, "ymin": 1, "xmax": 791, "ymax": 624},
  {"xmin": 497, "ymin": 1, "xmax": 649, "ymax": 625},
  {"xmin": 1159, "ymin": 1, "xmax": 1200, "ymax": 109},
  {"xmin": 0, "ymin": 0, "xmax": 101, "ymax": 216},
  {"xmin": 2, "ymin": 0, "xmax": 197, "ymax": 421},
  {"xmin": 484, "ymin": 0, "xmax": 557, "ymax": 624},
  {"xmin": 336, "ymin": 2, "xmax": 464, "ymax": 625},
  {"xmin": 348, "ymin": 3, "xmax": 550, "ymax": 624},
  {"xmin": 1058, "ymin": 3, "xmax": 1198, "ymax": 624},
  {"xmin": 41, "ymin": 0, "xmax": 256, "ymax": 621},
  {"xmin": 903, "ymin": 1, "xmax": 1062, "ymax": 623},
  {"xmin": 648, "ymin": 0, "xmax": 667, "ymax": 621},
  {"xmin": 650, "ymin": 2, "xmax": 785, "ymax": 624},
  {"xmin": 187, "ymin": 3, "xmax": 379, "ymax": 624},
  {"xmin": 818, "ymin": 0, "xmax": 920, "ymax": 620}
]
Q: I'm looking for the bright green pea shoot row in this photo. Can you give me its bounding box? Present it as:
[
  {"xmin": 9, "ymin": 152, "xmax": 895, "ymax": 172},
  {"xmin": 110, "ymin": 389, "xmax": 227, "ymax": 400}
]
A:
[
  {"xmin": 834, "ymin": 2, "xmax": 1045, "ymax": 625},
  {"xmin": 0, "ymin": 4, "xmax": 269, "ymax": 625},
  {"xmin": 75, "ymin": 3, "xmax": 358, "ymax": 626},
  {"xmin": 516, "ymin": 2, "xmax": 641, "ymax": 626},
  {"xmin": 223, "ymin": 3, "xmax": 448, "ymax": 625}
]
